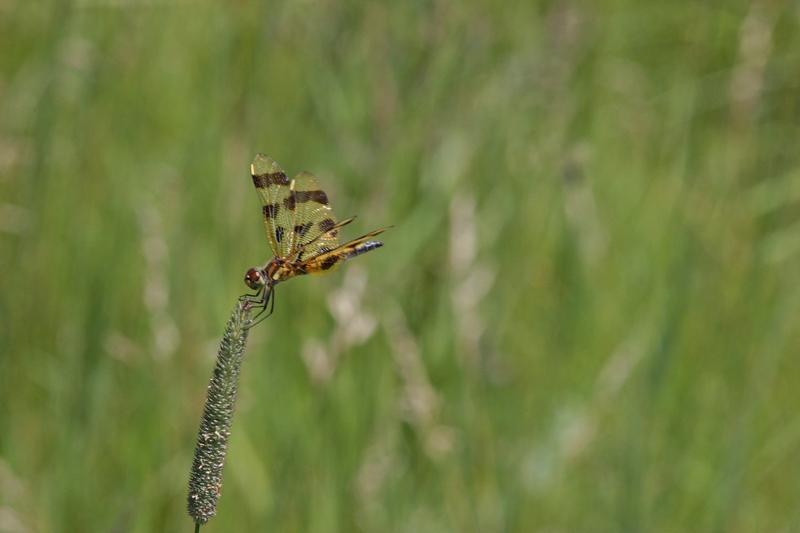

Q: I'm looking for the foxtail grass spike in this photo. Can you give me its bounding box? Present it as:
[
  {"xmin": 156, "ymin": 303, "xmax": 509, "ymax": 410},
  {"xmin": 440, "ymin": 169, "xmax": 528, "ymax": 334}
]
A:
[{"xmin": 187, "ymin": 300, "xmax": 253, "ymax": 525}]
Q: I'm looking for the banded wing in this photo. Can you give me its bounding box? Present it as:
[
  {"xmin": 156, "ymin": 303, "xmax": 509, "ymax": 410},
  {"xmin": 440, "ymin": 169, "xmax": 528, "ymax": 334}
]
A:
[
  {"xmin": 288, "ymin": 171, "xmax": 352, "ymax": 261},
  {"xmin": 251, "ymin": 154, "xmax": 293, "ymax": 258},
  {"xmin": 301, "ymin": 228, "xmax": 388, "ymax": 274}
]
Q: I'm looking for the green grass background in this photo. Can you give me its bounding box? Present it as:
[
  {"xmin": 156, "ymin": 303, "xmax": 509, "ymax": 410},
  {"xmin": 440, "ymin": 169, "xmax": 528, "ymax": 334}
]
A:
[{"xmin": 2, "ymin": 1, "xmax": 800, "ymax": 531}]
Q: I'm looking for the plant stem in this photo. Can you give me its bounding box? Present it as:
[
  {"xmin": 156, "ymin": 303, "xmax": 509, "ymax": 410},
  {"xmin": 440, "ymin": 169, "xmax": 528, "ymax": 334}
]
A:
[{"xmin": 187, "ymin": 300, "xmax": 253, "ymax": 525}]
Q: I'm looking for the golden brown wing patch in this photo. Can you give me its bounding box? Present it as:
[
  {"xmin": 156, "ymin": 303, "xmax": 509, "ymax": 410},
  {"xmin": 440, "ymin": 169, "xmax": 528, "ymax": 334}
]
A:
[{"xmin": 251, "ymin": 154, "xmax": 293, "ymax": 257}]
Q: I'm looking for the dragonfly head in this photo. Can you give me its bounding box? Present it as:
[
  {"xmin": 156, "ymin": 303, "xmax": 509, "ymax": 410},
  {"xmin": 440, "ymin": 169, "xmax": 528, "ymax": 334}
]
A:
[{"xmin": 244, "ymin": 267, "xmax": 266, "ymax": 290}]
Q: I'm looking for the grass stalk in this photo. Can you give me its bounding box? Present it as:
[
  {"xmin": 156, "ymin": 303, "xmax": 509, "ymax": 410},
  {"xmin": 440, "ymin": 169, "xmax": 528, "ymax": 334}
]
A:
[{"xmin": 187, "ymin": 300, "xmax": 253, "ymax": 527}]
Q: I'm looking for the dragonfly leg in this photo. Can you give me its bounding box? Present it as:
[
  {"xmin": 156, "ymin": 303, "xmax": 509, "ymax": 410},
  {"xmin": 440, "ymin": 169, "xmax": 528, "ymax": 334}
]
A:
[
  {"xmin": 239, "ymin": 289, "xmax": 265, "ymax": 309},
  {"xmin": 245, "ymin": 287, "xmax": 276, "ymax": 329}
]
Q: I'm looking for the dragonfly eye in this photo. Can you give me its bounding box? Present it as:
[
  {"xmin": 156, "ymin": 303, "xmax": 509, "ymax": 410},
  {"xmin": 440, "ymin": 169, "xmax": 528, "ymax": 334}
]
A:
[{"xmin": 244, "ymin": 268, "xmax": 265, "ymax": 290}]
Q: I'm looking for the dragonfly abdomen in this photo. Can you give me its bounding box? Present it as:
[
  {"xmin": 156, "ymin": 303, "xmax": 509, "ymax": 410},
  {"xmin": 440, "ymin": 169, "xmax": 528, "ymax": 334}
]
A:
[{"xmin": 347, "ymin": 241, "xmax": 383, "ymax": 258}]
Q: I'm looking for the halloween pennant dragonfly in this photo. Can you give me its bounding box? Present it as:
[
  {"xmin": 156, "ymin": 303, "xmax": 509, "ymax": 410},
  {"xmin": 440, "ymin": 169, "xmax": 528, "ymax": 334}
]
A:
[{"xmin": 240, "ymin": 154, "xmax": 387, "ymax": 327}]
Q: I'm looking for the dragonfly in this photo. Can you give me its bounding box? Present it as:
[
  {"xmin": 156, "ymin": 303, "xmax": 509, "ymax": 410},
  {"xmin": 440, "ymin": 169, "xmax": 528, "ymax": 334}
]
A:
[{"xmin": 240, "ymin": 154, "xmax": 388, "ymax": 327}]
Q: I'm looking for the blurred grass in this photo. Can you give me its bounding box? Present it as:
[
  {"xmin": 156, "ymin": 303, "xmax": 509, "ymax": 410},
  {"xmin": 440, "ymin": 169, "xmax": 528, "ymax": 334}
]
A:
[{"xmin": 2, "ymin": 1, "xmax": 800, "ymax": 531}]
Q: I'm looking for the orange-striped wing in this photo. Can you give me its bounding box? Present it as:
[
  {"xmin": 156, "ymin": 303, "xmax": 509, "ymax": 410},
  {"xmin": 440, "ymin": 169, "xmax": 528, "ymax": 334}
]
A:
[
  {"xmin": 251, "ymin": 154, "xmax": 293, "ymax": 258},
  {"xmin": 286, "ymin": 171, "xmax": 343, "ymax": 261},
  {"xmin": 252, "ymin": 154, "xmax": 388, "ymax": 270}
]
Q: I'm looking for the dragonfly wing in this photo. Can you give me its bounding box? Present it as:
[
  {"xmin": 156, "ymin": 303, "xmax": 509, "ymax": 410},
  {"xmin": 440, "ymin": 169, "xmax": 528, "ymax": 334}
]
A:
[
  {"xmin": 287, "ymin": 171, "xmax": 344, "ymax": 261},
  {"xmin": 251, "ymin": 154, "xmax": 294, "ymax": 258}
]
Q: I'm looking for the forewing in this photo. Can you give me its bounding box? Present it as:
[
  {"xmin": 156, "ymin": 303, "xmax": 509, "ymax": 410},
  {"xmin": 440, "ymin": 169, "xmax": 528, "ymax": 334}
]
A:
[
  {"xmin": 251, "ymin": 154, "xmax": 293, "ymax": 257},
  {"xmin": 288, "ymin": 171, "xmax": 342, "ymax": 260}
]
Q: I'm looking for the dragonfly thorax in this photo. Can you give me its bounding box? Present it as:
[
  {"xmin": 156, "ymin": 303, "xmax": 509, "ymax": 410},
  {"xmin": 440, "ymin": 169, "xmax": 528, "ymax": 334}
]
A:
[{"xmin": 246, "ymin": 258, "xmax": 296, "ymax": 290}]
